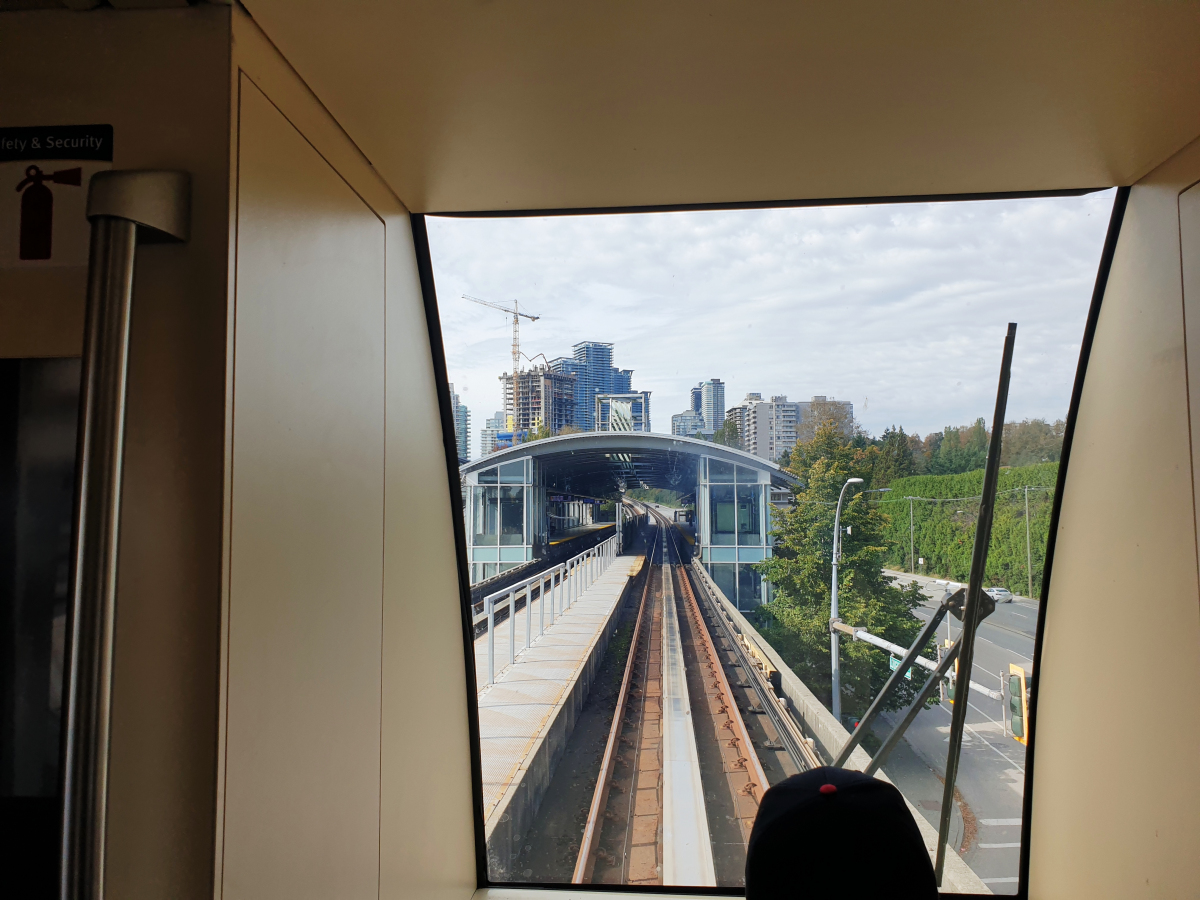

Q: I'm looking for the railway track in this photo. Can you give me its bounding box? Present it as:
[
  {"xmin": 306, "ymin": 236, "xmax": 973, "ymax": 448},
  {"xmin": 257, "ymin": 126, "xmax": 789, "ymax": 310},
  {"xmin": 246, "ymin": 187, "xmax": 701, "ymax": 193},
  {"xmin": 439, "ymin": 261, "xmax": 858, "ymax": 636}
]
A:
[{"xmin": 572, "ymin": 508, "xmax": 819, "ymax": 887}]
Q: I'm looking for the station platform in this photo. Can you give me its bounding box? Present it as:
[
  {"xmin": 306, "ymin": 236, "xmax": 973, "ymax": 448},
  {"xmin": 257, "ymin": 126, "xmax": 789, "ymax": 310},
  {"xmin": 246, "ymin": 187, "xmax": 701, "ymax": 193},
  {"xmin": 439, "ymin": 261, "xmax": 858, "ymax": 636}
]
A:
[
  {"xmin": 475, "ymin": 553, "xmax": 645, "ymax": 875},
  {"xmin": 548, "ymin": 522, "xmax": 615, "ymax": 546}
]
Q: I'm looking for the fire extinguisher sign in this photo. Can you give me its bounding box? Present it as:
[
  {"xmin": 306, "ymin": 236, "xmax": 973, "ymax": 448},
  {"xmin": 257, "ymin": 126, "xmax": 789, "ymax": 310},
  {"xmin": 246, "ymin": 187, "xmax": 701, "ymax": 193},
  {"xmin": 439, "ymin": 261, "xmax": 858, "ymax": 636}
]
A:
[{"xmin": 0, "ymin": 124, "xmax": 113, "ymax": 269}]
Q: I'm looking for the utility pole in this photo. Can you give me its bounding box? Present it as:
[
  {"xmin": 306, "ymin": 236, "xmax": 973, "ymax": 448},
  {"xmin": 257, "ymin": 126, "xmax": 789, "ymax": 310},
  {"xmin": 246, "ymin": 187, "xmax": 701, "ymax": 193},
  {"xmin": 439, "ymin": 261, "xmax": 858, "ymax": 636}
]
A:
[{"xmin": 1025, "ymin": 485, "xmax": 1033, "ymax": 599}]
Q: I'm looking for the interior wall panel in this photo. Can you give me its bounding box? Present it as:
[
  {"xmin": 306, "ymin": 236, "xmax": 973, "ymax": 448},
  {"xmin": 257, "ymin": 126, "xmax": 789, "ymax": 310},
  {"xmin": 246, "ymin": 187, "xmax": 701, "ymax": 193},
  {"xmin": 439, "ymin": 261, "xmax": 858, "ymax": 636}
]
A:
[
  {"xmin": 1030, "ymin": 138, "xmax": 1200, "ymax": 899},
  {"xmin": 2, "ymin": 9, "xmax": 233, "ymax": 898},
  {"xmin": 221, "ymin": 76, "xmax": 385, "ymax": 900},
  {"xmin": 223, "ymin": 12, "xmax": 479, "ymax": 900}
]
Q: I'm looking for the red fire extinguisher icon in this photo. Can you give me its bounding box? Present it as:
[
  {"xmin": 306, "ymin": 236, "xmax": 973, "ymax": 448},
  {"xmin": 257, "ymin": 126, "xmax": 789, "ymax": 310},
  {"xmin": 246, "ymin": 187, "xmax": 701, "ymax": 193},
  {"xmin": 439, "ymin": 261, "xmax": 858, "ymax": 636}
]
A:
[{"xmin": 15, "ymin": 164, "xmax": 82, "ymax": 260}]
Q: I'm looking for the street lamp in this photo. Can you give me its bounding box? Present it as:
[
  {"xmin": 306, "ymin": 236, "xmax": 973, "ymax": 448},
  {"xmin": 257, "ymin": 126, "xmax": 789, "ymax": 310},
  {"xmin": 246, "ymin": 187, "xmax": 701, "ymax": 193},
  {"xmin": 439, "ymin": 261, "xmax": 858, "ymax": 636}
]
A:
[{"xmin": 830, "ymin": 476, "xmax": 863, "ymax": 722}]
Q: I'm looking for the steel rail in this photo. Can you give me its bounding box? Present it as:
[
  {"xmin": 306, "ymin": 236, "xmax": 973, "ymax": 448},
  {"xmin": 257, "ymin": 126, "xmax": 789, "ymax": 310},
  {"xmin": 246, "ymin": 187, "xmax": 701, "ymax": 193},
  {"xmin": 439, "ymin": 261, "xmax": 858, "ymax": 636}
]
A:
[
  {"xmin": 572, "ymin": 527, "xmax": 660, "ymax": 884},
  {"xmin": 666, "ymin": 527, "xmax": 769, "ymax": 837},
  {"xmin": 686, "ymin": 555, "xmax": 823, "ymax": 772}
]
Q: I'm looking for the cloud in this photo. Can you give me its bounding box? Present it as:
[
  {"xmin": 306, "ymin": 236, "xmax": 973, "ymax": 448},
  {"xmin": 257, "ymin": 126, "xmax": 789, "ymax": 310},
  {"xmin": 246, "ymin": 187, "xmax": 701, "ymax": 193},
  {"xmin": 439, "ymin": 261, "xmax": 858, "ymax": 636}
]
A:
[{"xmin": 427, "ymin": 190, "xmax": 1115, "ymax": 458}]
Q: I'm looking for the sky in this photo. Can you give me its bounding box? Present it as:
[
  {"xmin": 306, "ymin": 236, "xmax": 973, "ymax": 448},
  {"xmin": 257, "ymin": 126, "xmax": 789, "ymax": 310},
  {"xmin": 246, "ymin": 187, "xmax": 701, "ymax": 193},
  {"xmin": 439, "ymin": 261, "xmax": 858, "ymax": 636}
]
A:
[{"xmin": 426, "ymin": 190, "xmax": 1116, "ymax": 460}]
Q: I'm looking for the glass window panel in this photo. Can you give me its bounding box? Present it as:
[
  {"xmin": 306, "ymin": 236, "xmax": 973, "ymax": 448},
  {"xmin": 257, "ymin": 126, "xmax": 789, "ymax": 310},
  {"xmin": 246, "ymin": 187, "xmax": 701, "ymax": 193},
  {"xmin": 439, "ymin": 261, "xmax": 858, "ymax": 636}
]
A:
[
  {"xmin": 499, "ymin": 485, "xmax": 524, "ymax": 545},
  {"xmin": 471, "ymin": 486, "xmax": 499, "ymax": 546},
  {"xmin": 708, "ymin": 458, "xmax": 735, "ymax": 482},
  {"xmin": 430, "ymin": 190, "xmax": 1113, "ymax": 892},
  {"xmin": 708, "ymin": 562, "xmax": 738, "ymax": 603},
  {"xmin": 709, "ymin": 484, "xmax": 736, "ymax": 545},
  {"xmin": 736, "ymin": 484, "xmax": 761, "ymax": 544},
  {"xmin": 736, "ymin": 564, "xmax": 762, "ymax": 610},
  {"xmin": 499, "ymin": 460, "xmax": 525, "ymax": 484}
]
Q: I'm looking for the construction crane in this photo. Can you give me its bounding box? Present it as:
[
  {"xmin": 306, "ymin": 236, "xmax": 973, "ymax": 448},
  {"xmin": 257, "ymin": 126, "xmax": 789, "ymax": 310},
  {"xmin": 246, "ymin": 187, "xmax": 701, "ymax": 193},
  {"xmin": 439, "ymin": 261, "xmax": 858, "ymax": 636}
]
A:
[{"xmin": 462, "ymin": 294, "xmax": 540, "ymax": 426}]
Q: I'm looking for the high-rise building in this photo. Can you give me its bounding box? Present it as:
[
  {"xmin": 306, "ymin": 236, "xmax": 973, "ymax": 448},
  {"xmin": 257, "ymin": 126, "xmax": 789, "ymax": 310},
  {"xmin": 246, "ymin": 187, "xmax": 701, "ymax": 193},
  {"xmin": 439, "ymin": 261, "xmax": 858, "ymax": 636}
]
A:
[
  {"xmin": 549, "ymin": 341, "xmax": 644, "ymax": 431},
  {"xmin": 479, "ymin": 410, "xmax": 506, "ymax": 457},
  {"xmin": 671, "ymin": 409, "xmax": 706, "ymax": 437},
  {"xmin": 724, "ymin": 392, "xmax": 762, "ymax": 448},
  {"xmin": 700, "ymin": 379, "xmax": 725, "ymax": 433},
  {"xmin": 737, "ymin": 394, "xmax": 856, "ymax": 460},
  {"xmin": 747, "ymin": 395, "xmax": 801, "ymax": 461},
  {"xmin": 449, "ymin": 383, "xmax": 471, "ymax": 463},
  {"xmin": 596, "ymin": 392, "xmax": 651, "ymax": 432},
  {"xmin": 690, "ymin": 383, "xmax": 704, "ymax": 416},
  {"xmin": 500, "ymin": 365, "xmax": 576, "ymax": 437}
]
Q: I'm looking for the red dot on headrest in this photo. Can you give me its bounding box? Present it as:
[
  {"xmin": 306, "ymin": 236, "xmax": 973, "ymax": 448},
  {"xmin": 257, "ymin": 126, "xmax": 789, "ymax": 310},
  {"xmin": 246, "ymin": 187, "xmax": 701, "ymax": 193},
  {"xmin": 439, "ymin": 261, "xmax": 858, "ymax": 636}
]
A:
[{"xmin": 819, "ymin": 783, "xmax": 837, "ymax": 795}]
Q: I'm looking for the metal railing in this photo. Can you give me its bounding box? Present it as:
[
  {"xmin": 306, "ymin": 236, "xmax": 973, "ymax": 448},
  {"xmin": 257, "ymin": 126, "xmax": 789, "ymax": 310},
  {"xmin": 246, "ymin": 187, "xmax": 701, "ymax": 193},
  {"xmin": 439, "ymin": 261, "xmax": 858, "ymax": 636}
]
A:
[{"xmin": 475, "ymin": 534, "xmax": 619, "ymax": 686}]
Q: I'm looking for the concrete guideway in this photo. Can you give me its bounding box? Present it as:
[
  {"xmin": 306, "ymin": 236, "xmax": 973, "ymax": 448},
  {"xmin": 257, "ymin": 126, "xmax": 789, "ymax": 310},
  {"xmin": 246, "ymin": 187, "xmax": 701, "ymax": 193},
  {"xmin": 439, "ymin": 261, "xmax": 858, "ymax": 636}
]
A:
[
  {"xmin": 476, "ymin": 554, "xmax": 646, "ymax": 876},
  {"xmin": 659, "ymin": 561, "xmax": 716, "ymax": 886}
]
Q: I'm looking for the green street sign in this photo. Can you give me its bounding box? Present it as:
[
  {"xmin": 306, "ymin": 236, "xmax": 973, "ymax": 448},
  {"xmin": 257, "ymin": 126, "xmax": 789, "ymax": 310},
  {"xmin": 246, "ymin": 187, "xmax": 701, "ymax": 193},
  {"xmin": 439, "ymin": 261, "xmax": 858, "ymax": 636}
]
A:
[{"xmin": 889, "ymin": 655, "xmax": 913, "ymax": 680}]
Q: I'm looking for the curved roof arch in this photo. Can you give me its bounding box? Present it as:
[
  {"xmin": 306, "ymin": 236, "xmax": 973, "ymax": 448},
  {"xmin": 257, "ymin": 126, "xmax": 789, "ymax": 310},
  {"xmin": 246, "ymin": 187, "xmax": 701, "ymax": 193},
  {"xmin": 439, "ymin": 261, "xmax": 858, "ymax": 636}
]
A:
[{"xmin": 461, "ymin": 431, "xmax": 800, "ymax": 498}]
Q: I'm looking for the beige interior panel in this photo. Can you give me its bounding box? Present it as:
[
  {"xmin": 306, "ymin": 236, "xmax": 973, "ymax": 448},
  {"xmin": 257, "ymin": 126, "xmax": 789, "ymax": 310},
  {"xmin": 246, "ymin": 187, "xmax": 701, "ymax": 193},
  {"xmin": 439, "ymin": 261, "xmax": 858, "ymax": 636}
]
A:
[
  {"xmin": 1180, "ymin": 181, "xmax": 1200, "ymax": 556},
  {"xmin": 225, "ymin": 12, "xmax": 480, "ymax": 898},
  {"xmin": 221, "ymin": 76, "xmax": 385, "ymax": 900},
  {"xmin": 377, "ymin": 223, "xmax": 479, "ymax": 898},
  {"xmin": 1030, "ymin": 139, "xmax": 1200, "ymax": 899},
  {"xmin": 239, "ymin": 1, "xmax": 1200, "ymax": 212}
]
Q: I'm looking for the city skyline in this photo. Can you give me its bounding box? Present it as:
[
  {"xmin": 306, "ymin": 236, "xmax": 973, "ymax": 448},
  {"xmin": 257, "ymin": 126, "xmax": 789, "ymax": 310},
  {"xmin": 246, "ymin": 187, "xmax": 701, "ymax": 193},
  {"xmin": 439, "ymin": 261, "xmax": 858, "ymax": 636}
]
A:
[{"xmin": 429, "ymin": 191, "xmax": 1115, "ymax": 459}]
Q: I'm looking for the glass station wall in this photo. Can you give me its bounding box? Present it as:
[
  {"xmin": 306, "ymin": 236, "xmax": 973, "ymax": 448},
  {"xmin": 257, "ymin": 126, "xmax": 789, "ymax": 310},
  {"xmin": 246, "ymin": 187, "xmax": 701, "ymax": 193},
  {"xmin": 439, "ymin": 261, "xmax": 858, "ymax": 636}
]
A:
[
  {"xmin": 696, "ymin": 456, "xmax": 771, "ymax": 610},
  {"xmin": 465, "ymin": 457, "xmax": 544, "ymax": 584}
]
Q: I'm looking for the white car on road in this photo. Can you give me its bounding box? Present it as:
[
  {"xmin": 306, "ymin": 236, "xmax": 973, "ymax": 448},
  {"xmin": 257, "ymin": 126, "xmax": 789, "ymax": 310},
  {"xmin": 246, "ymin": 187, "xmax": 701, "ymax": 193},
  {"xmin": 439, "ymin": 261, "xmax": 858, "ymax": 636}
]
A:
[{"xmin": 984, "ymin": 586, "xmax": 1014, "ymax": 603}]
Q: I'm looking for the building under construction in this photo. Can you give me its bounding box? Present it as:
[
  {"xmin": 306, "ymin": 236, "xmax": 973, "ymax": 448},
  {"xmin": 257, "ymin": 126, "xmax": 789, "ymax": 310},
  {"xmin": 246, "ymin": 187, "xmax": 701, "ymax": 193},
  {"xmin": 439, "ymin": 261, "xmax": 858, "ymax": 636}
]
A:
[{"xmin": 500, "ymin": 366, "xmax": 577, "ymax": 436}]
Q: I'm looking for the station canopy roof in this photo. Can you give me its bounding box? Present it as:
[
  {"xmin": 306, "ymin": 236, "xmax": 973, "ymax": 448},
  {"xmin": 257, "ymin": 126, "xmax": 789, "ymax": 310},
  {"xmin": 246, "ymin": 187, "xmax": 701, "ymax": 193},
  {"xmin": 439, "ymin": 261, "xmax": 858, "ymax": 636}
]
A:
[{"xmin": 460, "ymin": 432, "xmax": 801, "ymax": 499}]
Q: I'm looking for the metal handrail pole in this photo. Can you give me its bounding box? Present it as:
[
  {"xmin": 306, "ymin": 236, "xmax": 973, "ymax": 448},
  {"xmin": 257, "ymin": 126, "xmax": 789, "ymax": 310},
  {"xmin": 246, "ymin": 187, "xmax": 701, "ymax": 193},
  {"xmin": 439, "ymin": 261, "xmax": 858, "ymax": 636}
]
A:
[
  {"xmin": 525, "ymin": 585, "xmax": 531, "ymax": 650},
  {"xmin": 508, "ymin": 589, "xmax": 516, "ymax": 666},
  {"xmin": 61, "ymin": 170, "xmax": 190, "ymax": 900},
  {"xmin": 539, "ymin": 576, "xmax": 545, "ymax": 636},
  {"xmin": 487, "ymin": 596, "xmax": 495, "ymax": 685}
]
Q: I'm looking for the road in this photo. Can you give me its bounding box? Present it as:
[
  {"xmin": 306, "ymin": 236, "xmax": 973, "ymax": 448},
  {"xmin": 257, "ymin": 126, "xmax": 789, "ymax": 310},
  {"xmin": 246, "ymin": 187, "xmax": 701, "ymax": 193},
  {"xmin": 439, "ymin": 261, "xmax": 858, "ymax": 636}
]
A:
[{"xmin": 878, "ymin": 569, "xmax": 1036, "ymax": 892}]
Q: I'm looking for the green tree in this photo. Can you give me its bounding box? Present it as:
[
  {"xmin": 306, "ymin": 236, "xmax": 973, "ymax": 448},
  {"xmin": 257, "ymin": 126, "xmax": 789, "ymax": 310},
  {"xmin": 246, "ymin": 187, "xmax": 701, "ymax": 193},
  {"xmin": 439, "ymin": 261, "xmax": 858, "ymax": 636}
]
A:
[
  {"xmin": 627, "ymin": 487, "xmax": 686, "ymax": 508},
  {"xmin": 710, "ymin": 419, "xmax": 741, "ymax": 448},
  {"xmin": 929, "ymin": 418, "xmax": 989, "ymax": 475},
  {"xmin": 1001, "ymin": 418, "xmax": 1065, "ymax": 467},
  {"xmin": 870, "ymin": 426, "xmax": 915, "ymax": 488},
  {"xmin": 759, "ymin": 423, "xmax": 930, "ymax": 718}
]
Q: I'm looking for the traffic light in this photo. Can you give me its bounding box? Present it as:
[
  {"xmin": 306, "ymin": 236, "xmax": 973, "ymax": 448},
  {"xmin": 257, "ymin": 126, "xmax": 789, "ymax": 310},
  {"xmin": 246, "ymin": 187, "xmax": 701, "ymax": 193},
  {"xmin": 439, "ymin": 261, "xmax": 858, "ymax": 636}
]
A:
[{"xmin": 1008, "ymin": 663, "xmax": 1029, "ymax": 745}]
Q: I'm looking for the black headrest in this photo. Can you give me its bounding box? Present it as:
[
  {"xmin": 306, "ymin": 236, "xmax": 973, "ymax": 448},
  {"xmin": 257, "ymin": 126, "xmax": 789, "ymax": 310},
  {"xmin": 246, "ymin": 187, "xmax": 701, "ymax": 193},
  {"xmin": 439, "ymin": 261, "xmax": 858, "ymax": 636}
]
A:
[{"xmin": 745, "ymin": 767, "xmax": 937, "ymax": 899}]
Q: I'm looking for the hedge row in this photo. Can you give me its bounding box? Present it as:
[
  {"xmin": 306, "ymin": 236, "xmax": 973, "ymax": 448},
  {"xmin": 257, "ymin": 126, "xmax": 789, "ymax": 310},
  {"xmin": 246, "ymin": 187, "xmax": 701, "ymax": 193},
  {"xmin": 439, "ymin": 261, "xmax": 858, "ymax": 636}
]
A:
[{"xmin": 876, "ymin": 462, "xmax": 1058, "ymax": 597}]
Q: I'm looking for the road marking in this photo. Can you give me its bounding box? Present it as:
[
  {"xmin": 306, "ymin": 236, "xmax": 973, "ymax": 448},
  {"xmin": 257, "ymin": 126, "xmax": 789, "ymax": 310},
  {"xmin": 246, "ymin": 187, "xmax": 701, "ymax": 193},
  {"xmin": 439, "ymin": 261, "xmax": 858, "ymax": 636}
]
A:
[
  {"xmin": 982, "ymin": 877, "xmax": 1020, "ymax": 884},
  {"xmin": 977, "ymin": 636, "xmax": 1034, "ymax": 663},
  {"xmin": 981, "ymin": 818, "xmax": 1022, "ymax": 826},
  {"xmin": 979, "ymin": 842, "xmax": 1022, "ymax": 849},
  {"xmin": 933, "ymin": 703, "xmax": 1026, "ymax": 774}
]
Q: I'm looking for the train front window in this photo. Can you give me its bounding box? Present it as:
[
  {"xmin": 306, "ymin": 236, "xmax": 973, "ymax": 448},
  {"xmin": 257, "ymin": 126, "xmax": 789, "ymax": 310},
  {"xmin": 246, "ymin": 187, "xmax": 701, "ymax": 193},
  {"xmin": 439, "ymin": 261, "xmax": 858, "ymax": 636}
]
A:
[{"xmin": 426, "ymin": 190, "xmax": 1115, "ymax": 892}]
